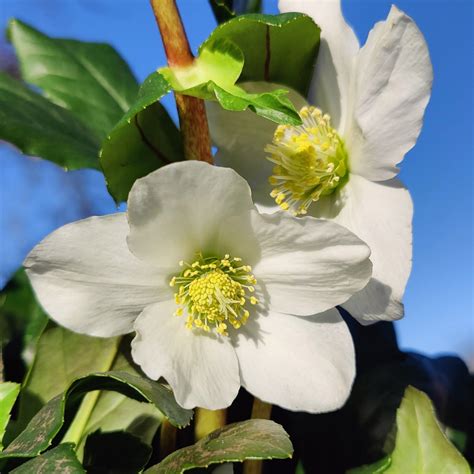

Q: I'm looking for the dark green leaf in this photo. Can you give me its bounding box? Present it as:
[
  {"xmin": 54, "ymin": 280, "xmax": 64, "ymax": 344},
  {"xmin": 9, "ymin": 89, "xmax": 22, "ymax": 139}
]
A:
[
  {"xmin": 10, "ymin": 443, "xmax": 84, "ymax": 474},
  {"xmin": 100, "ymin": 72, "xmax": 183, "ymax": 203},
  {"xmin": 13, "ymin": 327, "xmax": 120, "ymax": 437},
  {"xmin": 146, "ymin": 419, "xmax": 293, "ymax": 473},
  {"xmin": 0, "ymin": 269, "xmax": 48, "ymax": 364},
  {"xmin": 210, "ymin": 0, "xmax": 262, "ymax": 24},
  {"xmin": 347, "ymin": 387, "xmax": 470, "ymax": 474},
  {"xmin": 8, "ymin": 19, "xmax": 139, "ymax": 139},
  {"xmin": 0, "ymin": 73, "xmax": 100, "ymax": 170},
  {"xmin": 160, "ymin": 38, "xmax": 302, "ymax": 126},
  {"xmin": 83, "ymin": 431, "xmax": 151, "ymax": 474},
  {"xmin": 0, "ymin": 383, "xmax": 20, "ymax": 451},
  {"xmin": 347, "ymin": 456, "xmax": 391, "ymax": 474},
  {"xmin": 1, "ymin": 371, "xmax": 192, "ymax": 459},
  {"xmin": 203, "ymin": 13, "xmax": 320, "ymax": 96},
  {"xmin": 76, "ymin": 349, "xmax": 163, "ymax": 454}
]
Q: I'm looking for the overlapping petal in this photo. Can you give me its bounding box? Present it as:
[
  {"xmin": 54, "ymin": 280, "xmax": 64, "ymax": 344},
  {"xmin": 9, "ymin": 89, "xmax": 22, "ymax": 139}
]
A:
[
  {"xmin": 251, "ymin": 211, "xmax": 372, "ymax": 316},
  {"xmin": 24, "ymin": 214, "xmax": 167, "ymax": 337},
  {"xmin": 347, "ymin": 5, "xmax": 433, "ymax": 181},
  {"xmin": 127, "ymin": 161, "xmax": 255, "ymax": 268},
  {"xmin": 312, "ymin": 175, "xmax": 413, "ymax": 323},
  {"xmin": 207, "ymin": 82, "xmax": 307, "ymax": 206},
  {"xmin": 235, "ymin": 308, "xmax": 355, "ymax": 413},
  {"xmin": 279, "ymin": 0, "xmax": 359, "ymax": 132},
  {"xmin": 132, "ymin": 299, "xmax": 240, "ymax": 410}
]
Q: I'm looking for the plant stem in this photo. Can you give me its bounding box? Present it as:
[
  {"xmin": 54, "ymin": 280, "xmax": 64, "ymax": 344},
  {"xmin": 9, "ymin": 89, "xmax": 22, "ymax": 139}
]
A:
[
  {"xmin": 243, "ymin": 398, "xmax": 273, "ymax": 474},
  {"xmin": 61, "ymin": 338, "xmax": 120, "ymax": 451},
  {"xmin": 61, "ymin": 390, "xmax": 101, "ymax": 446},
  {"xmin": 194, "ymin": 408, "xmax": 227, "ymax": 440},
  {"xmin": 150, "ymin": 0, "xmax": 213, "ymax": 163},
  {"xmin": 159, "ymin": 418, "xmax": 177, "ymax": 459},
  {"xmin": 251, "ymin": 397, "xmax": 272, "ymax": 419}
]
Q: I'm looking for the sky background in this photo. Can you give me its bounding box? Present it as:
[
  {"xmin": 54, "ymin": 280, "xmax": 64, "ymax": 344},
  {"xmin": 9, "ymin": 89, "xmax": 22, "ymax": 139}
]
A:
[{"xmin": 0, "ymin": 0, "xmax": 472, "ymax": 364}]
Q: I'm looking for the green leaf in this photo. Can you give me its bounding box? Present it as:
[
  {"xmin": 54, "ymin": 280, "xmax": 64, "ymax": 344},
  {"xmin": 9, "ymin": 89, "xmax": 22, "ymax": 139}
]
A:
[
  {"xmin": 83, "ymin": 431, "xmax": 151, "ymax": 474},
  {"xmin": 13, "ymin": 327, "xmax": 120, "ymax": 437},
  {"xmin": 146, "ymin": 419, "xmax": 293, "ymax": 473},
  {"xmin": 348, "ymin": 386, "xmax": 470, "ymax": 474},
  {"xmin": 160, "ymin": 38, "xmax": 302, "ymax": 126},
  {"xmin": 0, "ymin": 383, "xmax": 20, "ymax": 451},
  {"xmin": 1, "ymin": 371, "xmax": 192, "ymax": 459},
  {"xmin": 0, "ymin": 269, "xmax": 48, "ymax": 367},
  {"xmin": 210, "ymin": 0, "xmax": 262, "ymax": 24},
  {"xmin": 8, "ymin": 19, "xmax": 139, "ymax": 139},
  {"xmin": 0, "ymin": 73, "xmax": 100, "ymax": 170},
  {"xmin": 386, "ymin": 386, "xmax": 470, "ymax": 474},
  {"xmin": 203, "ymin": 13, "xmax": 320, "ymax": 96},
  {"xmin": 10, "ymin": 443, "xmax": 84, "ymax": 474},
  {"xmin": 76, "ymin": 349, "xmax": 163, "ymax": 454},
  {"xmin": 347, "ymin": 456, "xmax": 392, "ymax": 474},
  {"xmin": 100, "ymin": 72, "xmax": 184, "ymax": 203}
]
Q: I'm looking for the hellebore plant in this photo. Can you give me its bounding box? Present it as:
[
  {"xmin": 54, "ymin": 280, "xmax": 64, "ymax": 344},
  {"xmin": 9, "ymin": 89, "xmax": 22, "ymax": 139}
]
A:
[
  {"xmin": 24, "ymin": 162, "xmax": 372, "ymax": 412},
  {"xmin": 207, "ymin": 1, "xmax": 433, "ymax": 324}
]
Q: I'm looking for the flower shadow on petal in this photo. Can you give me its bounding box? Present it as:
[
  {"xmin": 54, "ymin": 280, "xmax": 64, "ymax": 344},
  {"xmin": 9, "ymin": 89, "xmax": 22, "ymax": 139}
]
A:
[
  {"xmin": 310, "ymin": 183, "xmax": 349, "ymax": 219},
  {"xmin": 230, "ymin": 280, "xmax": 271, "ymax": 347},
  {"xmin": 309, "ymin": 38, "xmax": 342, "ymax": 130},
  {"xmin": 343, "ymin": 278, "xmax": 398, "ymax": 323}
]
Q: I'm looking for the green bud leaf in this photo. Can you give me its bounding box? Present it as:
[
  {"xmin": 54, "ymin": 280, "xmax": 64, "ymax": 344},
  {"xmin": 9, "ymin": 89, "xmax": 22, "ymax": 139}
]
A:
[
  {"xmin": 209, "ymin": 0, "xmax": 262, "ymax": 24},
  {"xmin": 100, "ymin": 72, "xmax": 183, "ymax": 203},
  {"xmin": 203, "ymin": 13, "xmax": 320, "ymax": 96},
  {"xmin": 160, "ymin": 38, "xmax": 302, "ymax": 126},
  {"xmin": 146, "ymin": 419, "xmax": 293, "ymax": 473}
]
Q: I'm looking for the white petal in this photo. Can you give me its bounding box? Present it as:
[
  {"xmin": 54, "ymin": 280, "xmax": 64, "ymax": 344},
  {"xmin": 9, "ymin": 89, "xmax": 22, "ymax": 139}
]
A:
[
  {"xmin": 280, "ymin": 0, "xmax": 359, "ymax": 132},
  {"xmin": 127, "ymin": 161, "xmax": 254, "ymax": 267},
  {"xmin": 347, "ymin": 5, "xmax": 433, "ymax": 181},
  {"xmin": 24, "ymin": 214, "xmax": 167, "ymax": 337},
  {"xmin": 251, "ymin": 211, "xmax": 372, "ymax": 316},
  {"xmin": 235, "ymin": 308, "xmax": 355, "ymax": 413},
  {"xmin": 312, "ymin": 175, "xmax": 413, "ymax": 323},
  {"xmin": 132, "ymin": 300, "xmax": 240, "ymax": 410},
  {"xmin": 207, "ymin": 82, "xmax": 308, "ymax": 207}
]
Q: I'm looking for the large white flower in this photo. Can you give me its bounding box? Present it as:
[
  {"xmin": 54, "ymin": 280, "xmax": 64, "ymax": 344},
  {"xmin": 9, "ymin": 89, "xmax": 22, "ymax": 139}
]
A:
[
  {"xmin": 24, "ymin": 161, "xmax": 372, "ymax": 413},
  {"xmin": 207, "ymin": 1, "xmax": 433, "ymax": 324}
]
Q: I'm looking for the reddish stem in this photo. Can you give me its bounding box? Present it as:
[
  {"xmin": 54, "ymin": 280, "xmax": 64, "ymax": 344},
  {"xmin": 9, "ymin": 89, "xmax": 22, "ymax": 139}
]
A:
[{"xmin": 150, "ymin": 0, "xmax": 213, "ymax": 163}]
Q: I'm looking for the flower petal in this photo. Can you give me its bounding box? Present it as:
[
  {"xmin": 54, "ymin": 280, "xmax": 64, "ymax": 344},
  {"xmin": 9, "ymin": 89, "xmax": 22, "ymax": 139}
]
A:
[
  {"xmin": 279, "ymin": 0, "xmax": 359, "ymax": 132},
  {"xmin": 251, "ymin": 211, "xmax": 372, "ymax": 316},
  {"xmin": 234, "ymin": 308, "xmax": 355, "ymax": 413},
  {"xmin": 207, "ymin": 82, "xmax": 307, "ymax": 207},
  {"xmin": 127, "ymin": 161, "xmax": 254, "ymax": 267},
  {"xmin": 132, "ymin": 299, "xmax": 240, "ymax": 410},
  {"xmin": 347, "ymin": 5, "xmax": 433, "ymax": 181},
  {"xmin": 24, "ymin": 214, "xmax": 167, "ymax": 337},
  {"xmin": 312, "ymin": 175, "xmax": 413, "ymax": 323}
]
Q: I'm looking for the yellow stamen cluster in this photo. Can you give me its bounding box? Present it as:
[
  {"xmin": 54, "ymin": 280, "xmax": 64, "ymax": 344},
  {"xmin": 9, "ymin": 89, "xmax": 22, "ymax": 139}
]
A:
[
  {"xmin": 266, "ymin": 106, "xmax": 348, "ymax": 215},
  {"xmin": 169, "ymin": 253, "xmax": 258, "ymax": 336}
]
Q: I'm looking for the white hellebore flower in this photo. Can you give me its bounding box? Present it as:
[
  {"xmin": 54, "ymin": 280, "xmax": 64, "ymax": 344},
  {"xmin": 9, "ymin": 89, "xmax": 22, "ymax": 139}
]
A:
[
  {"xmin": 25, "ymin": 162, "xmax": 372, "ymax": 412},
  {"xmin": 207, "ymin": 1, "xmax": 433, "ymax": 324}
]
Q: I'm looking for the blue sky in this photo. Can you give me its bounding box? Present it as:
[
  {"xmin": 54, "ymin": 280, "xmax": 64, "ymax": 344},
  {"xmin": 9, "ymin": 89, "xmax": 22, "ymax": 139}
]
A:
[{"xmin": 0, "ymin": 0, "xmax": 472, "ymax": 363}]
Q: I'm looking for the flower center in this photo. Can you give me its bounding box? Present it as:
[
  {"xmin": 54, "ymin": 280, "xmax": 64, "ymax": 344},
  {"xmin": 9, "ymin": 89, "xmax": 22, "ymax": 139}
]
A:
[
  {"xmin": 170, "ymin": 254, "xmax": 258, "ymax": 336},
  {"xmin": 265, "ymin": 106, "xmax": 348, "ymax": 215}
]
